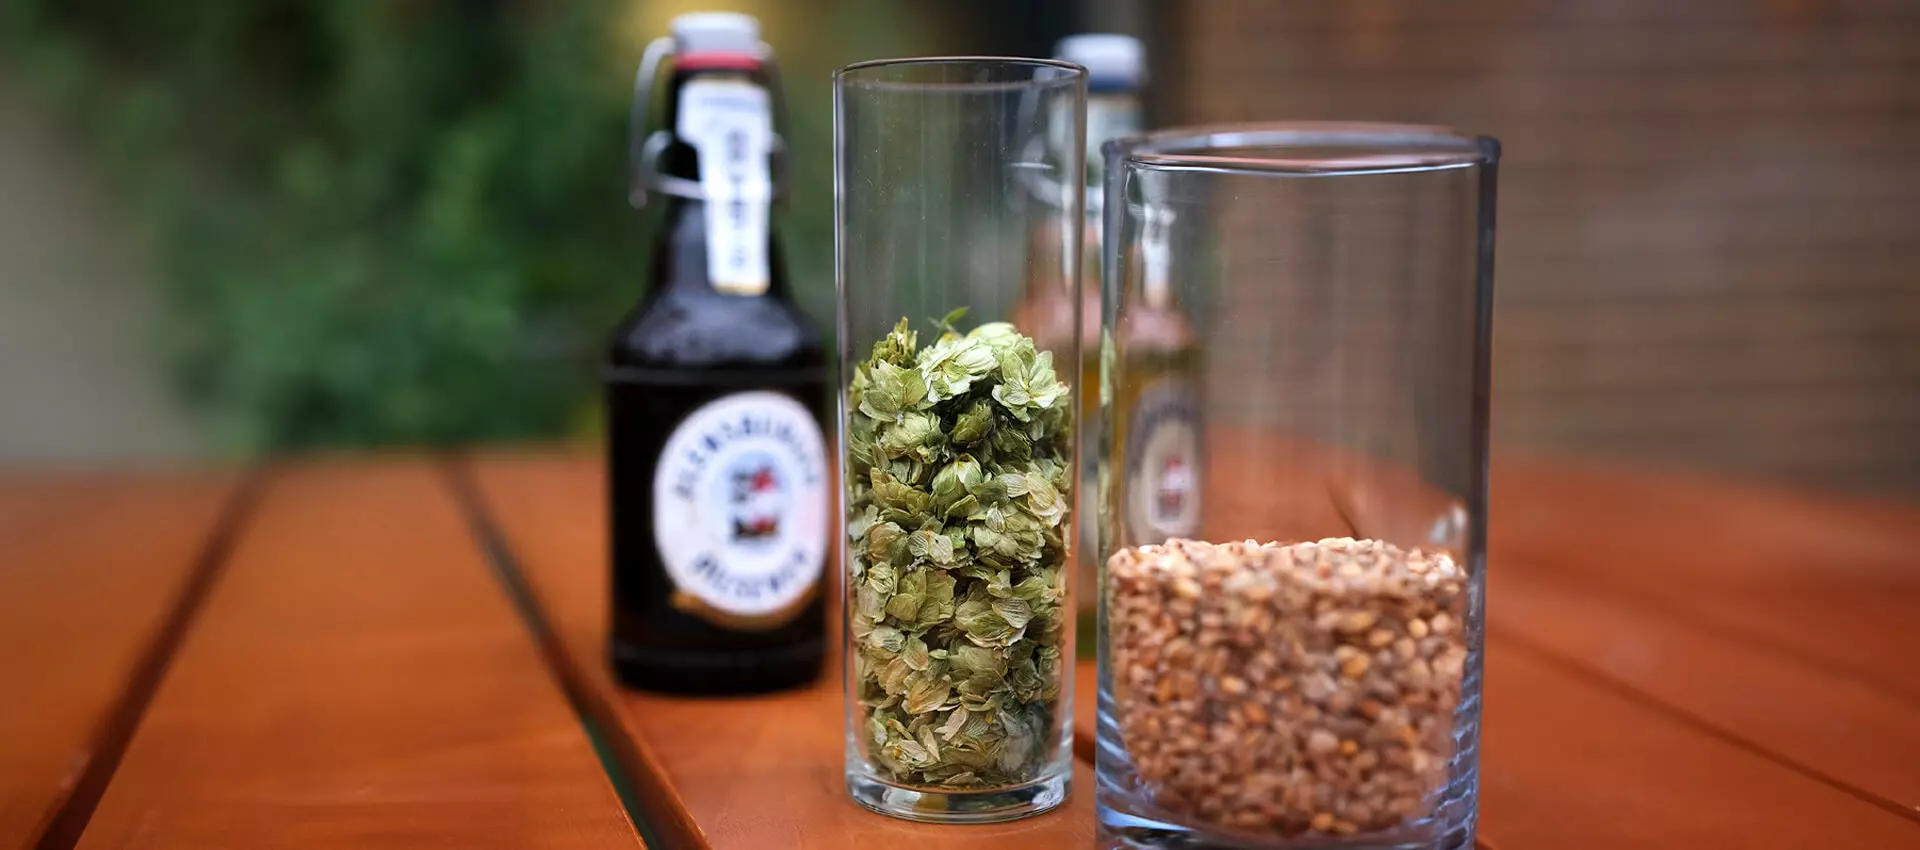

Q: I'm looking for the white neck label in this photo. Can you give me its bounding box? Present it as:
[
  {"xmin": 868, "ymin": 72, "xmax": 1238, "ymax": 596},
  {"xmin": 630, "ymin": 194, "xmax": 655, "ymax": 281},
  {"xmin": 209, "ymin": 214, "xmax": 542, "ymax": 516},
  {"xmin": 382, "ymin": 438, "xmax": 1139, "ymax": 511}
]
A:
[{"xmin": 677, "ymin": 78, "xmax": 773, "ymax": 296}]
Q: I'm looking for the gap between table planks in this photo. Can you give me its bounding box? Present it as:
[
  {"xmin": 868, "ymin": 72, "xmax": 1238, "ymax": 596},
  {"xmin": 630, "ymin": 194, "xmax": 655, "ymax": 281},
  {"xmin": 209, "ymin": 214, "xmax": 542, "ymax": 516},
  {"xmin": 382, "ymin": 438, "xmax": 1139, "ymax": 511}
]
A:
[
  {"xmin": 455, "ymin": 453, "xmax": 1096, "ymax": 850},
  {"xmin": 460, "ymin": 450, "xmax": 1920, "ymax": 849},
  {"xmin": 1488, "ymin": 569, "xmax": 1920, "ymax": 822},
  {"xmin": 10, "ymin": 452, "xmax": 1914, "ymax": 848},
  {"xmin": 0, "ymin": 468, "xmax": 249, "ymax": 850},
  {"xmin": 1170, "ymin": 428, "xmax": 1920, "ymax": 845},
  {"xmin": 1477, "ymin": 641, "xmax": 1920, "ymax": 848},
  {"xmin": 68, "ymin": 459, "xmax": 641, "ymax": 850},
  {"xmin": 1479, "ymin": 458, "xmax": 1920, "ymax": 847},
  {"xmin": 1493, "ymin": 457, "xmax": 1920, "ymax": 703},
  {"xmin": 1074, "ymin": 572, "xmax": 1920, "ymax": 847}
]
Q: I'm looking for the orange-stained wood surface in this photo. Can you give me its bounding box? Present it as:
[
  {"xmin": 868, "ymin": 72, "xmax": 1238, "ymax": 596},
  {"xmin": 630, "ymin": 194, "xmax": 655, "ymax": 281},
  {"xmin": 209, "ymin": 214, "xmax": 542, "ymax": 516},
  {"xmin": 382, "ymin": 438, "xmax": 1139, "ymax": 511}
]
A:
[
  {"xmin": 1480, "ymin": 459, "xmax": 1920, "ymax": 846},
  {"xmin": 1493, "ymin": 458, "xmax": 1920, "ymax": 701},
  {"xmin": 1476, "ymin": 644, "xmax": 1920, "ymax": 849},
  {"xmin": 0, "ymin": 470, "xmax": 239, "ymax": 850},
  {"xmin": 4, "ymin": 452, "xmax": 1919, "ymax": 848},
  {"xmin": 1091, "ymin": 444, "xmax": 1920, "ymax": 847},
  {"xmin": 462, "ymin": 454, "xmax": 1097, "ymax": 850},
  {"xmin": 70, "ymin": 461, "xmax": 641, "ymax": 850},
  {"xmin": 1489, "ymin": 568, "xmax": 1920, "ymax": 815}
]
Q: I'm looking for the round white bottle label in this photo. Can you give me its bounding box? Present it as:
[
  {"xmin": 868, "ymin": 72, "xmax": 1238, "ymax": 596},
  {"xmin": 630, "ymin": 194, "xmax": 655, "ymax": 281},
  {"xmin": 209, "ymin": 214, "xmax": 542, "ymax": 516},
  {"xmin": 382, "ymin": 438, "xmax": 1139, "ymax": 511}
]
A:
[{"xmin": 652, "ymin": 390, "xmax": 828, "ymax": 628}]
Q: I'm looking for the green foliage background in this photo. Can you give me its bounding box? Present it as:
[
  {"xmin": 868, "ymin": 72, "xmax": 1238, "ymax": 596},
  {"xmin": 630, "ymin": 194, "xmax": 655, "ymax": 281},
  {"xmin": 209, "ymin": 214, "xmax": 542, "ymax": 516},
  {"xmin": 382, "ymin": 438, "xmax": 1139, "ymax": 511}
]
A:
[{"xmin": 0, "ymin": 0, "xmax": 919, "ymax": 451}]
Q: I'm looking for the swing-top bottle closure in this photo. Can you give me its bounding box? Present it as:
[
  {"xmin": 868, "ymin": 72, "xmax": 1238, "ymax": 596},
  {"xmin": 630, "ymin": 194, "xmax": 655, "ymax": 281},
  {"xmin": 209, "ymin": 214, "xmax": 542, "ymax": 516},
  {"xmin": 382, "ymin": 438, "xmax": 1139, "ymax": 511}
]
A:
[{"xmin": 627, "ymin": 12, "xmax": 791, "ymax": 210}]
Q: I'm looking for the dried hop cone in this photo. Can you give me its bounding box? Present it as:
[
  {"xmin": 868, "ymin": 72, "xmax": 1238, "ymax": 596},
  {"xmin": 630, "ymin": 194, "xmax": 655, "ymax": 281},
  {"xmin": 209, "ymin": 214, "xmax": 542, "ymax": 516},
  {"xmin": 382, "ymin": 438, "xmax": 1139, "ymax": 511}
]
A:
[{"xmin": 847, "ymin": 311, "xmax": 1073, "ymax": 789}]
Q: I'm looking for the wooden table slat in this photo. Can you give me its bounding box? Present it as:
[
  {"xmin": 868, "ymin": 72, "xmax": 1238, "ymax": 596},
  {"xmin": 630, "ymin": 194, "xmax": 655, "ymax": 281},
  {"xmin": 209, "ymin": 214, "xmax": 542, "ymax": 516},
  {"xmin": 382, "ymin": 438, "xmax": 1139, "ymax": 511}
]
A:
[
  {"xmin": 1478, "ymin": 646, "xmax": 1920, "ymax": 849},
  {"xmin": 1490, "ymin": 567, "xmax": 1920, "ymax": 816},
  {"xmin": 1493, "ymin": 458, "xmax": 1920, "ymax": 701},
  {"xmin": 72, "ymin": 460, "xmax": 641, "ymax": 850},
  {"xmin": 15, "ymin": 448, "xmax": 1903, "ymax": 848},
  {"xmin": 0, "ymin": 469, "xmax": 241, "ymax": 850},
  {"xmin": 463, "ymin": 454, "xmax": 1096, "ymax": 850},
  {"xmin": 1078, "ymin": 539, "xmax": 1920, "ymax": 846}
]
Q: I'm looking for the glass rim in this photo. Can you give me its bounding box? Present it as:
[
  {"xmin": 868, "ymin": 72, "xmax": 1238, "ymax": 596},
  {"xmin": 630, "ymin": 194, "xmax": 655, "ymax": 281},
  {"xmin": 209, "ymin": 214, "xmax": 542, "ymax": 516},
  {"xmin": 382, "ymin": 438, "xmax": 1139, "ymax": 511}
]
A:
[
  {"xmin": 1108, "ymin": 121, "xmax": 1500, "ymax": 177},
  {"xmin": 835, "ymin": 55, "xmax": 1087, "ymax": 89}
]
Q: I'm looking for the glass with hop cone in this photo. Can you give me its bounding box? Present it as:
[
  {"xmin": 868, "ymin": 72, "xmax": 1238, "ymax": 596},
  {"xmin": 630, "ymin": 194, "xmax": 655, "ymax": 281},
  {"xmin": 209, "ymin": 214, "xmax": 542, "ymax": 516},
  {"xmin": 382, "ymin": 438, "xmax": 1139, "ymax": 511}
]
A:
[{"xmin": 834, "ymin": 57, "xmax": 1087, "ymax": 823}]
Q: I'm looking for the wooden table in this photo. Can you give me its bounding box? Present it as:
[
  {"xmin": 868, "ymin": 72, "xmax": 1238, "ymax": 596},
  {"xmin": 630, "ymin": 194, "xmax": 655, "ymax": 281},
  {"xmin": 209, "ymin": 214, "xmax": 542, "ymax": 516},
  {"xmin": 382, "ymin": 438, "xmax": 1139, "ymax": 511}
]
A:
[{"xmin": 4, "ymin": 452, "xmax": 1918, "ymax": 849}]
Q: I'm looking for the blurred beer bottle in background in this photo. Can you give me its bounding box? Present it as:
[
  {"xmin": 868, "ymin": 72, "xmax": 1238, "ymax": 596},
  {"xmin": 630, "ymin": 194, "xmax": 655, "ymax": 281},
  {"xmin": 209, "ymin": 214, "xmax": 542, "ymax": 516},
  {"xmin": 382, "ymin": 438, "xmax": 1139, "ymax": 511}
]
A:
[{"xmin": 1014, "ymin": 35, "xmax": 1175, "ymax": 652}]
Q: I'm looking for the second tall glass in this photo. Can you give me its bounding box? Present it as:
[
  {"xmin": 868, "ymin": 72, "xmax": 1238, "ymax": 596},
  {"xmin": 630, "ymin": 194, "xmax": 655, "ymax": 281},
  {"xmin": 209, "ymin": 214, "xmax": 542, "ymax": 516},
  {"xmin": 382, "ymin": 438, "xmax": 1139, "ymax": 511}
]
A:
[
  {"xmin": 834, "ymin": 57, "xmax": 1087, "ymax": 823},
  {"xmin": 1097, "ymin": 124, "xmax": 1498, "ymax": 848}
]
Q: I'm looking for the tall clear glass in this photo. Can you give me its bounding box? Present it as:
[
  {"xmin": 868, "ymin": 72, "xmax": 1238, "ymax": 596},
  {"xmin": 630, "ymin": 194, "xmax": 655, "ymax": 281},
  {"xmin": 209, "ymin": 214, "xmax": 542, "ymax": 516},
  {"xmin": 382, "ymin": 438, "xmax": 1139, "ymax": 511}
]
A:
[
  {"xmin": 1095, "ymin": 124, "xmax": 1498, "ymax": 849},
  {"xmin": 835, "ymin": 57, "xmax": 1087, "ymax": 823}
]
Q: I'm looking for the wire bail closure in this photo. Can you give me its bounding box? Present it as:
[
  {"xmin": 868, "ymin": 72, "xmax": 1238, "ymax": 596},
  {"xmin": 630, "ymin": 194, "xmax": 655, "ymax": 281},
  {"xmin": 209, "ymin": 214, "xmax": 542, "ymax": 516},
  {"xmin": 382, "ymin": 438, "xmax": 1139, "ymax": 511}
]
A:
[{"xmin": 627, "ymin": 36, "xmax": 792, "ymax": 209}]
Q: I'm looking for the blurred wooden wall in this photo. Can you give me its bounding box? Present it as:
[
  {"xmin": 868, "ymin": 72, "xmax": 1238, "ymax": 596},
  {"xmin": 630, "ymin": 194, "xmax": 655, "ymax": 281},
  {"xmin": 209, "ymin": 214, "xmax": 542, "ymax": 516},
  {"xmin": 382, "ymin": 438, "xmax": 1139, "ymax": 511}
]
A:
[{"xmin": 1154, "ymin": 0, "xmax": 1920, "ymax": 495}]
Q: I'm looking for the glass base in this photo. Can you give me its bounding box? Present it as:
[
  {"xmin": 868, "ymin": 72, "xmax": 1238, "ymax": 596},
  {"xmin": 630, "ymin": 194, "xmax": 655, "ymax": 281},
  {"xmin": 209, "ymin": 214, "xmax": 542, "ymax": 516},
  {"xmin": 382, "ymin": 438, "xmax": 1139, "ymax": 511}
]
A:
[
  {"xmin": 847, "ymin": 770, "xmax": 1069, "ymax": 824},
  {"xmin": 1097, "ymin": 805, "xmax": 1474, "ymax": 850}
]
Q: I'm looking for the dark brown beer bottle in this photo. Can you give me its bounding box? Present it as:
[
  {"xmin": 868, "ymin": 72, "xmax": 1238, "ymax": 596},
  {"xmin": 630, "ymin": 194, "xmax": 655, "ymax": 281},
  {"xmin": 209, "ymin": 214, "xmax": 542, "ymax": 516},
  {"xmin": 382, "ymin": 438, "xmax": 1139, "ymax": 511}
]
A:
[{"xmin": 605, "ymin": 12, "xmax": 827, "ymax": 694}]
